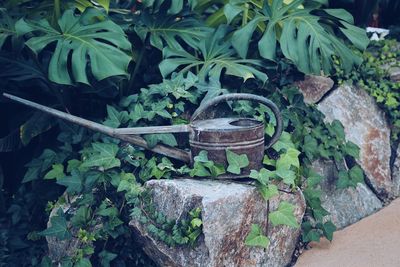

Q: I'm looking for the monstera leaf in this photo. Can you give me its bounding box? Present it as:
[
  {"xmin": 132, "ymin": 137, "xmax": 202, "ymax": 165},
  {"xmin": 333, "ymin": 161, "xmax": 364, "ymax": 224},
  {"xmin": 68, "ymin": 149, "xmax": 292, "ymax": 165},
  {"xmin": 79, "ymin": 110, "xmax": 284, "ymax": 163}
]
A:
[
  {"xmin": 231, "ymin": 0, "xmax": 369, "ymax": 75},
  {"xmin": 159, "ymin": 26, "xmax": 268, "ymax": 83},
  {"xmin": 0, "ymin": 8, "xmax": 17, "ymax": 49},
  {"xmin": 141, "ymin": 0, "xmax": 198, "ymax": 14},
  {"xmin": 135, "ymin": 12, "xmax": 211, "ymax": 50},
  {"xmin": 15, "ymin": 8, "xmax": 132, "ymax": 85}
]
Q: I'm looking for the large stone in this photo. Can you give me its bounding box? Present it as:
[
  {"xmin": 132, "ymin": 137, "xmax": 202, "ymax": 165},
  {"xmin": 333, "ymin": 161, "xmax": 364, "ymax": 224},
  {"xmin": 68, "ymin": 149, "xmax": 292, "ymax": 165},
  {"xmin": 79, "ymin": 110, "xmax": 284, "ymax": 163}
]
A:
[
  {"xmin": 129, "ymin": 179, "xmax": 306, "ymax": 267},
  {"xmin": 393, "ymin": 145, "xmax": 400, "ymax": 197},
  {"xmin": 295, "ymin": 75, "xmax": 334, "ymax": 104},
  {"xmin": 318, "ymin": 85, "xmax": 393, "ymax": 197},
  {"xmin": 311, "ymin": 160, "xmax": 382, "ymax": 229}
]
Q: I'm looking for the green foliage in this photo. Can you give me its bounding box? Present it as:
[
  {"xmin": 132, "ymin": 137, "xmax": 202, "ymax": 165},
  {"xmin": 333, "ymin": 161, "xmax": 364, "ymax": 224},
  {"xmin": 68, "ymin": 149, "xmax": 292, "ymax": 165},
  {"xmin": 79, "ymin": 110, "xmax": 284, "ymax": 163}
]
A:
[
  {"xmin": 220, "ymin": 0, "xmax": 368, "ymax": 75},
  {"xmin": 159, "ymin": 26, "xmax": 268, "ymax": 83},
  {"xmin": 0, "ymin": 0, "xmax": 370, "ymax": 265},
  {"xmin": 245, "ymin": 224, "xmax": 270, "ymax": 249},
  {"xmin": 335, "ymin": 39, "xmax": 400, "ymax": 141},
  {"xmin": 16, "ymin": 8, "xmax": 131, "ymax": 85},
  {"xmin": 226, "ymin": 149, "xmax": 249, "ymax": 174},
  {"xmin": 269, "ymin": 201, "xmax": 299, "ymax": 228},
  {"xmin": 39, "ymin": 208, "xmax": 71, "ymax": 240}
]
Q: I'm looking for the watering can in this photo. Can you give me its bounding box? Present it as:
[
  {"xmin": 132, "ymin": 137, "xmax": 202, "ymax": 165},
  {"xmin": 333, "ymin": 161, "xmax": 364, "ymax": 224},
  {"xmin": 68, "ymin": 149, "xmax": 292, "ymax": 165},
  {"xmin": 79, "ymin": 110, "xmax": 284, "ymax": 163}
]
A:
[{"xmin": 3, "ymin": 93, "xmax": 283, "ymax": 178}]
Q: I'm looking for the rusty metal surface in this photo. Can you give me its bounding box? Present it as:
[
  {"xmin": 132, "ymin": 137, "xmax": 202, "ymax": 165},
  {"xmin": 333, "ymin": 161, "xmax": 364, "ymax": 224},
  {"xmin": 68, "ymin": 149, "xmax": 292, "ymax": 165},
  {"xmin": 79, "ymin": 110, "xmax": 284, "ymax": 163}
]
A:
[{"xmin": 190, "ymin": 118, "xmax": 265, "ymax": 175}]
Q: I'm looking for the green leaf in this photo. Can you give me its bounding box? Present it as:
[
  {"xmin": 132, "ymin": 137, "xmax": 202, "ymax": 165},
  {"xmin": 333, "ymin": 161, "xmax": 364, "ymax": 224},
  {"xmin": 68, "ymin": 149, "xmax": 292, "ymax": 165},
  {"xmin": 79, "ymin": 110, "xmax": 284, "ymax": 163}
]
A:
[
  {"xmin": 0, "ymin": 8, "xmax": 17, "ymax": 49},
  {"xmin": 15, "ymin": 8, "xmax": 131, "ymax": 85},
  {"xmin": 20, "ymin": 112, "xmax": 55, "ymax": 145},
  {"xmin": 349, "ymin": 165, "xmax": 364, "ymax": 186},
  {"xmin": 74, "ymin": 258, "xmax": 92, "ymax": 267},
  {"xmin": 343, "ymin": 141, "xmax": 360, "ymax": 159},
  {"xmin": 258, "ymin": 183, "xmax": 278, "ymax": 201},
  {"xmin": 336, "ymin": 170, "xmax": 349, "ymax": 189},
  {"xmin": 275, "ymin": 168, "xmax": 296, "ymax": 185},
  {"xmin": 245, "ymin": 224, "xmax": 270, "ymax": 249},
  {"xmin": 99, "ymin": 250, "xmax": 117, "ymax": 267},
  {"xmin": 144, "ymin": 133, "xmax": 178, "ymax": 148},
  {"xmin": 135, "ymin": 14, "xmax": 211, "ymax": 51},
  {"xmin": 191, "ymin": 218, "xmax": 202, "ymax": 228},
  {"xmin": 80, "ymin": 143, "xmax": 121, "ymax": 170},
  {"xmin": 56, "ymin": 170, "xmax": 83, "ymax": 193},
  {"xmin": 226, "ymin": 149, "xmax": 249, "ymax": 174},
  {"xmin": 39, "ymin": 209, "xmax": 71, "ymax": 240},
  {"xmin": 159, "ymin": 26, "xmax": 268, "ymax": 83},
  {"xmin": 276, "ymin": 148, "xmax": 300, "ymax": 170},
  {"xmin": 269, "ymin": 201, "xmax": 299, "ymax": 228},
  {"xmin": 329, "ymin": 120, "xmax": 345, "ymax": 140},
  {"xmin": 71, "ymin": 206, "xmax": 91, "ymax": 227},
  {"xmin": 322, "ymin": 221, "xmax": 336, "ymax": 241},
  {"xmin": 231, "ymin": 1, "xmax": 367, "ymax": 75},
  {"xmin": 44, "ymin": 164, "xmax": 64, "ymax": 180}
]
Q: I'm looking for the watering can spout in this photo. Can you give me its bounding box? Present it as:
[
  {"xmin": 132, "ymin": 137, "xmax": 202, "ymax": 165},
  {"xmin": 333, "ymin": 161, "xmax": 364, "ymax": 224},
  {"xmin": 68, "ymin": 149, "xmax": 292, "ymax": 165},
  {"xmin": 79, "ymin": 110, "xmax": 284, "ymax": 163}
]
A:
[{"xmin": 2, "ymin": 93, "xmax": 192, "ymax": 163}]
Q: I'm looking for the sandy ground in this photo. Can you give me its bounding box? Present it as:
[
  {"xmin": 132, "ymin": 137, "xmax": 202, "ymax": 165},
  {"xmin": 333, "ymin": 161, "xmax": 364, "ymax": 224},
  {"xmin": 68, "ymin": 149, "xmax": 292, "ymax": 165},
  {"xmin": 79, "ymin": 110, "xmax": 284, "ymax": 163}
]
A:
[{"xmin": 295, "ymin": 198, "xmax": 400, "ymax": 267}]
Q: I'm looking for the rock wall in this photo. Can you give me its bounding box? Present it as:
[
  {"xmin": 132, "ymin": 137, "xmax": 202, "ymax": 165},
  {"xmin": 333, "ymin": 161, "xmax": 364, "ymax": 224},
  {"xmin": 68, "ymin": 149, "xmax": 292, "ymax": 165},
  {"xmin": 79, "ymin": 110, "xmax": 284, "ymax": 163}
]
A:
[{"xmin": 318, "ymin": 85, "xmax": 393, "ymax": 197}]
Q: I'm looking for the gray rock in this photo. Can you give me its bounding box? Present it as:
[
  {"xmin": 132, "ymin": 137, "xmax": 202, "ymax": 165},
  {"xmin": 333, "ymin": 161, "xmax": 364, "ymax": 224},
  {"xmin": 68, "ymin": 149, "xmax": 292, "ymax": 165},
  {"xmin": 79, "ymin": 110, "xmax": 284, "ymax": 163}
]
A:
[
  {"xmin": 379, "ymin": 62, "xmax": 400, "ymax": 82},
  {"xmin": 392, "ymin": 145, "xmax": 400, "ymax": 197},
  {"xmin": 311, "ymin": 160, "xmax": 382, "ymax": 229},
  {"xmin": 295, "ymin": 75, "xmax": 334, "ymax": 104},
  {"xmin": 318, "ymin": 85, "xmax": 393, "ymax": 197},
  {"xmin": 129, "ymin": 179, "xmax": 306, "ymax": 267}
]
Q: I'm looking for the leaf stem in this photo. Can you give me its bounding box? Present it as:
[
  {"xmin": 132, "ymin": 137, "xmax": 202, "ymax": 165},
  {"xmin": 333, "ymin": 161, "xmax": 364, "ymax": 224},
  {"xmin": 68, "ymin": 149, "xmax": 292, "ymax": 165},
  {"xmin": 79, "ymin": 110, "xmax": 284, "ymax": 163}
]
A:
[
  {"xmin": 242, "ymin": 3, "xmax": 249, "ymax": 26},
  {"xmin": 126, "ymin": 44, "xmax": 146, "ymax": 96},
  {"xmin": 52, "ymin": 0, "xmax": 61, "ymax": 28}
]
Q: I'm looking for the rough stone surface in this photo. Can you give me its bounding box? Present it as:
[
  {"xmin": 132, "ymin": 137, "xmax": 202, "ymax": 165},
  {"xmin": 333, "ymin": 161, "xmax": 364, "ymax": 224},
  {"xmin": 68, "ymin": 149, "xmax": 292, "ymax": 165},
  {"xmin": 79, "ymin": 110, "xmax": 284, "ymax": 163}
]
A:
[
  {"xmin": 318, "ymin": 85, "xmax": 393, "ymax": 197},
  {"xmin": 129, "ymin": 179, "xmax": 306, "ymax": 267},
  {"xmin": 46, "ymin": 203, "xmax": 82, "ymax": 263},
  {"xmin": 393, "ymin": 145, "xmax": 400, "ymax": 197},
  {"xmin": 295, "ymin": 75, "xmax": 334, "ymax": 104},
  {"xmin": 311, "ymin": 160, "xmax": 382, "ymax": 229}
]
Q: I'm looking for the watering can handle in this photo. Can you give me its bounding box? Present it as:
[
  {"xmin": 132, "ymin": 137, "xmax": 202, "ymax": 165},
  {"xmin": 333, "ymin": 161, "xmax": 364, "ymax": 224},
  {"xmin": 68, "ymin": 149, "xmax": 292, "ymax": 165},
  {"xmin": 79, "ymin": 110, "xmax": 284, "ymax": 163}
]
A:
[{"xmin": 190, "ymin": 93, "xmax": 283, "ymax": 149}]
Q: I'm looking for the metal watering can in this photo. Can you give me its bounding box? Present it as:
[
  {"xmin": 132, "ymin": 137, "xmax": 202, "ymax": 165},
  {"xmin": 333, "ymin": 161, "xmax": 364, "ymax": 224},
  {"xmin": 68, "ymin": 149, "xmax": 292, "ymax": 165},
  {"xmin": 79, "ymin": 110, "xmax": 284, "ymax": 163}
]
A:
[{"xmin": 3, "ymin": 93, "xmax": 283, "ymax": 178}]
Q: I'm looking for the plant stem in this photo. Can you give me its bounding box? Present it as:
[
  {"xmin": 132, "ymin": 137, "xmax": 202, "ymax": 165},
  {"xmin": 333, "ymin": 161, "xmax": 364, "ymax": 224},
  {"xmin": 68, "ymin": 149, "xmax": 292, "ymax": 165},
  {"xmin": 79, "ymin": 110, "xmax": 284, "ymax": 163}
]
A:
[
  {"xmin": 126, "ymin": 44, "xmax": 146, "ymax": 96},
  {"xmin": 242, "ymin": 3, "xmax": 249, "ymax": 26},
  {"xmin": 52, "ymin": 0, "xmax": 61, "ymax": 27}
]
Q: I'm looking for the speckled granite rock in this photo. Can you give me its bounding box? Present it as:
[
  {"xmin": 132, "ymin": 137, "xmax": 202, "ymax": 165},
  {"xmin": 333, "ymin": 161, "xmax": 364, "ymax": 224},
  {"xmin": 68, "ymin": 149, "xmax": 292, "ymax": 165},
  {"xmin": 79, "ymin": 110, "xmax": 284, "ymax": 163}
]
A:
[
  {"xmin": 129, "ymin": 179, "xmax": 306, "ymax": 267},
  {"xmin": 318, "ymin": 85, "xmax": 393, "ymax": 197},
  {"xmin": 311, "ymin": 160, "xmax": 382, "ymax": 229},
  {"xmin": 393, "ymin": 145, "xmax": 400, "ymax": 197},
  {"xmin": 295, "ymin": 75, "xmax": 334, "ymax": 104}
]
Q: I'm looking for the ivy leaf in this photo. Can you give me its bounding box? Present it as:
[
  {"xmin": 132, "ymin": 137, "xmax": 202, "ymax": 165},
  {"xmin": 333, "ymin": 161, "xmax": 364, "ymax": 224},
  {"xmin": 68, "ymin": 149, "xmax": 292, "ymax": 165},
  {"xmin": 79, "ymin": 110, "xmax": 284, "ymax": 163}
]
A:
[
  {"xmin": 269, "ymin": 201, "xmax": 299, "ymax": 228},
  {"xmin": 322, "ymin": 221, "xmax": 336, "ymax": 241},
  {"xmin": 71, "ymin": 206, "xmax": 92, "ymax": 228},
  {"xmin": 245, "ymin": 224, "xmax": 270, "ymax": 249},
  {"xmin": 303, "ymin": 135, "xmax": 318, "ymax": 160},
  {"xmin": 190, "ymin": 161, "xmax": 211, "ymax": 177},
  {"xmin": 303, "ymin": 229, "xmax": 322, "ymax": 242},
  {"xmin": 258, "ymin": 184, "xmax": 278, "ymax": 201},
  {"xmin": 57, "ymin": 170, "xmax": 83, "ymax": 193},
  {"xmin": 329, "ymin": 120, "xmax": 345, "ymax": 140},
  {"xmin": 103, "ymin": 105, "xmax": 128, "ymax": 128},
  {"xmin": 343, "ymin": 141, "xmax": 360, "ymax": 159},
  {"xmin": 276, "ymin": 148, "xmax": 300, "ymax": 170},
  {"xmin": 15, "ymin": 8, "xmax": 131, "ymax": 85},
  {"xmin": 44, "ymin": 164, "xmax": 64, "ymax": 180},
  {"xmin": 74, "ymin": 258, "xmax": 92, "ymax": 267},
  {"xmin": 39, "ymin": 209, "xmax": 71, "ymax": 240},
  {"xmin": 349, "ymin": 165, "xmax": 364, "ymax": 186},
  {"xmin": 99, "ymin": 250, "xmax": 117, "ymax": 267},
  {"xmin": 20, "ymin": 112, "xmax": 55, "ymax": 145},
  {"xmin": 337, "ymin": 170, "xmax": 349, "ymax": 189},
  {"xmin": 81, "ymin": 143, "xmax": 120, "ymax": 170},
  {"xmin": 144, "ymin": 133, "xmax": 178, "ymax": 148},
  {"xmin": 275, "ymin": 168, "xmax": 296, "ymax": 186},
  {"xmin": 226, "ymin": 149, "xmax": 249, "ymax": 174}
]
